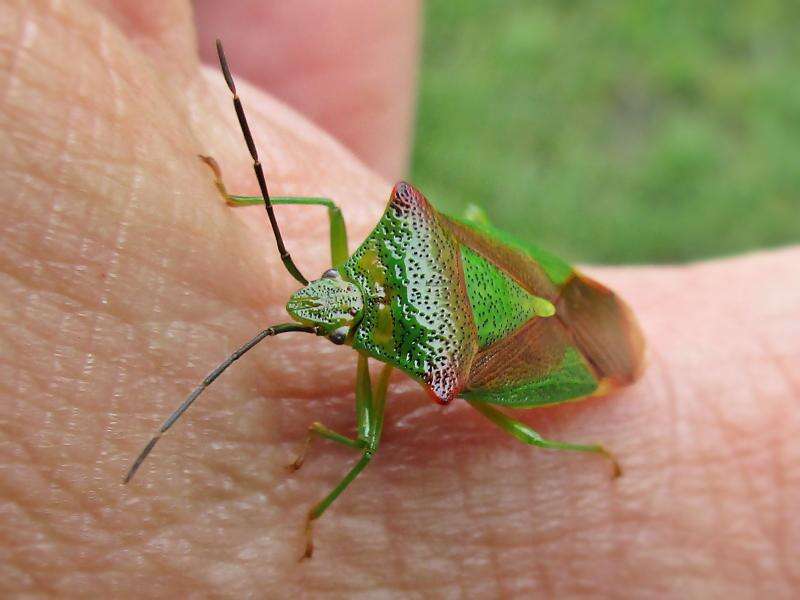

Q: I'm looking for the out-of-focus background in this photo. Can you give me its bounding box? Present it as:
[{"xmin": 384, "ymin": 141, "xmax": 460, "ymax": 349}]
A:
[{"xmin": 411, "ymin": 1, "xmax": 800, "ymax": 263}]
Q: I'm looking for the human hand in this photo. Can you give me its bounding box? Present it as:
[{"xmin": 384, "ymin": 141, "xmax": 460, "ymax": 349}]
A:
[
  {"xmin": 2, "ymin": 2, "xmax": 797, "ymax": 597},
  {"xmin": 193, "ymin": 0, "xmax": 419, "ymax": 182}
]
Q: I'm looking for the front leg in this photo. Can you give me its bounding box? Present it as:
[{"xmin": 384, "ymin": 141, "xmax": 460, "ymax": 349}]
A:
[
  {"xmin": 302, "ymin": 356, "xmax": 392, "ymax": 559},
  {"xmin": 199, "ymin": 155, "xmax": 348, "ymax": 265},
  {"xmin": 288, "ymin": 354, "xmax": 382, "ymax": 472}
]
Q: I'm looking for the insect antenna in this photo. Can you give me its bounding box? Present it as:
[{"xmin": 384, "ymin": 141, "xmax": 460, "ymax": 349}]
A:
[
  {"xmin": 215, "ymin": 38, "xmax": 309, "ymax": 286},
  {"xmin": 123, "ymin": 323, "xmax": 316, "ymax": 484}
]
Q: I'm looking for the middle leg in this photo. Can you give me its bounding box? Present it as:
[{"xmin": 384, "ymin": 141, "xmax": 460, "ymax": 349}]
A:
[{"xmin": 468, "ymin": 400, "xmax": 621, "ymax": 478}]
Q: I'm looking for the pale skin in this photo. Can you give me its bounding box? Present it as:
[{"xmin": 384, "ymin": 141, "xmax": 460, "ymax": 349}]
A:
[{"xmin": 1, "ymin": 1, "xmax": 798, "ymax": 597}]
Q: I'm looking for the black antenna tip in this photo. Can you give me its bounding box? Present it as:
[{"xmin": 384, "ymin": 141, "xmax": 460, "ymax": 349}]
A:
[
  {"xmin": 123, "ymin": 435, "xmax": 160, "ymax": 484},
  {"xmin": 216, "ymin": 38, "xmax": 236, "ymax": 94},
  {"xmin": 122, "ymin": 465, "xmax": 136, "ymax": 485}
]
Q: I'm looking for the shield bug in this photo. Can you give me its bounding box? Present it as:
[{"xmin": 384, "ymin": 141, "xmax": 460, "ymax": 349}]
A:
[{"xmin": 124, "ymin": 40, "xmax": 646, "ymax": 559}]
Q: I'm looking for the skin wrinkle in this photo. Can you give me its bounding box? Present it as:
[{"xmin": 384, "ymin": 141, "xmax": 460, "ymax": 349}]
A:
[
  {"xmin": 744, "ymin": 353, "xmax": 794, "ymax": 588},
  {"xmin": 4, "ymin": 202, "xmax": 286, "ymax": 343},
  {"xmin": 721, "ymin": 348, "xmax": 786, "ymax": 583},
  {"xmin": 3, "ymin": 486, "xmax": 86, "ymax": 585},
  {"xmin": 717, "ymin": 380, "xmax": 789, "ymax": 588},
  {"xmin": 2, "ymin": 161, "xmax": 231, "ymax": 338},
  {"xmin": 510, "ymin": 472, "xmax": 557, "ymax": 597},
  {"xmin": 1, "ymin": 5, "xmax": 30, "ymax": 104},
  {"xmin": 710, "ymin": 395, "xmax": 759, "ymax": 586},
  {"xmin": 456, "ymin": 444, "xmax": 491, "ymax": 597},
  {"xmin": 607, "ymin": 437, "xmax": 625, "ymax": 594},
  {"xmin": 377, "ymin": 428, "xmax": 405, "ymax": 591},
  {"xmin": 6, "ymin": 283, "xmax": 234, "ymax": 419},
  {"xmin": 720, "ymin": 370, "xmax": 792, "ymax": 590},
  {"xmin": 646, "ymin": 344, "xmax": 683, "ymax": 576},
  {"xmin": 526, "ymin": 454, "xmax": 554, "ymax": 597},
  {"xmin": 767, "ymin": 422, "xmax": 800, "ymax": 572},
  {"xmin": 70, "ymin": 35, "xmax": 111, "ymax": 445},
  {"xmin": 759, "ymin": 339, "xmax": 799, "ymax": 586},
  {"xmin": 12, "ymin": 443, "xmax": 111, "ymax": 556},
  {"xmin": 687, "ymin": 366, "xmax": 733, "ymax": 588}
]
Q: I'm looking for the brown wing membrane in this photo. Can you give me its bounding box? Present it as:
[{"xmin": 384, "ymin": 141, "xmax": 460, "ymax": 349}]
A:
[
  {"xmin": 438, "ymin": 210, "xmax": 644, "ymax": 403},
  {"xmin": 441, "ymin": 215, "xmax": 644, "ymax": 401},
  {"xmin": 462, "ymin": 316, "xmax": 600, "ymax": 406},
  {"xmin": 466, "ymin": 316, "xmax": 572, "ymax": 391},
  {"xmin": 556, "ymin": 273, "xmax": 645, "ymax": 387}
]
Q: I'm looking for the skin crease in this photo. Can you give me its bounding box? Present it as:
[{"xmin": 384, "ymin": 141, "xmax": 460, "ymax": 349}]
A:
[{"xmin": 1, "ymin": 1, "xmax": 798, "ymax": 597}]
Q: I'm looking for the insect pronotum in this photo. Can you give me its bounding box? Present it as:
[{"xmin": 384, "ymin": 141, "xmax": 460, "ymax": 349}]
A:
[{"xmin": 125, "ymin": 39, "xmax": 646, "ymax": 559}]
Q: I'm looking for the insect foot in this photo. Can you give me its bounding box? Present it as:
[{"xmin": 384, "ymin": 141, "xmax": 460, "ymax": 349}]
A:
[
  {"xmin": 301, "ymin": 513, "xmax": 316, "ymax": 561},
  {"xmin": 286, "ymin": 431, "xmax": 313, "ymax": 473},
  {"xmin": 600, "ymin": 446, "xmax": 623, "ymax": 479}
]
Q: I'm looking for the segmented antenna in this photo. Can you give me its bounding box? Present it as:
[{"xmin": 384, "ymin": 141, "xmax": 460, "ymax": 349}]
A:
[
  {"xmin": 123, "ymin": 323, "xmax": 315, "ymax": 483},
  {"xmin": 215, "ymin": 39, "xmax": 309, "ymax": 286}
]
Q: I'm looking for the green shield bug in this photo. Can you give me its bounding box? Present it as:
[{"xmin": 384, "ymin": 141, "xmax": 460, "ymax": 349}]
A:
[{"xmin": 125, "ymin": 40, "xmax": 646, "ymax": 559}]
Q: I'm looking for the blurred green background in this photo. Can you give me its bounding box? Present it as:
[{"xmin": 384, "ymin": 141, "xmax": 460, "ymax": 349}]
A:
[{"xmin": 411, "ymin": 0, "xmax": 800, "ymax": 264}]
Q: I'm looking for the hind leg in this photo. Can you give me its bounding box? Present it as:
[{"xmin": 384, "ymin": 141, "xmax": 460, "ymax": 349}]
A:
[{"xmin": 467, "ymin": 400, "xmax": 621, "ymax": 478}]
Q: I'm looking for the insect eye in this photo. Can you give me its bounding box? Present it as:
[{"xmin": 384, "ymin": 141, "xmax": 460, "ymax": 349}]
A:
[
  {"xmin": 329, "ymin": 327, "xmax": 348, "ymax": 345},
  {"xmin": 321, "ymin": 269, "xmax": 339, "ymax": 279}
]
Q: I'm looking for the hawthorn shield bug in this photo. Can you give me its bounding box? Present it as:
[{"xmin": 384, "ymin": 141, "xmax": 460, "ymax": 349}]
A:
[{"xmin": 125, "ymin": 40, "xmax": 645, "ymax": 559}]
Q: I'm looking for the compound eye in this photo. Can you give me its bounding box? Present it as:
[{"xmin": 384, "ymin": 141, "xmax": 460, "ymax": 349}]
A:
[
  {"xmin": 321, "ymin": 269, "xmax": 339, "ymax": 279},
  {"xmin": 329, "ymin": 326, "xmax": 348, "ymax": 345}
]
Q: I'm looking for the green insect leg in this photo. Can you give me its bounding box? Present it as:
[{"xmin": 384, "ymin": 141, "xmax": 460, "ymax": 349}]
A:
[
  {"xmin": 287, "ymin": 422, "xmax": 364, "ymax": 472},
  {"xmin": 302, "ymin": 357, "xmax": 392, "ymax": 559},
  {"xmin": 199, "ymin": 155, "xmax": 348, "ymax": 265},
  {"xmin": 354, "ymin": 353, "xmax": 375, "ymax": 442},
  {"xmin": 467, "ymin": 400, "xmax": 621, "ymax": 478},
  {"xmin": 371, "ymin": 362, "xmax": 393, "ymax": 443},
  {"xmin": 289, "ymin": 354, "xmax": 382, "ymax": 471}
]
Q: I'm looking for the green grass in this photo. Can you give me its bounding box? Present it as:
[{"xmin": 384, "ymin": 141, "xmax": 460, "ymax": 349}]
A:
[{"xmin": 411, "ymin": 0, "xmax": 800, "ymax": 264}]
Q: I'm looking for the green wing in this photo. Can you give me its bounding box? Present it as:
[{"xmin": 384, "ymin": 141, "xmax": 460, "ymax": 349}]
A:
[
  {"xmin": 341, "ymin": 184, "xmax": 644, "ymax": 408},
  {"xmin": 460, "ymin": 316, "xmax": 599, "ymax": 406},
  {"xmin": 440, "ymin": 215, "xmax": 645, "ymax": 407}
]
